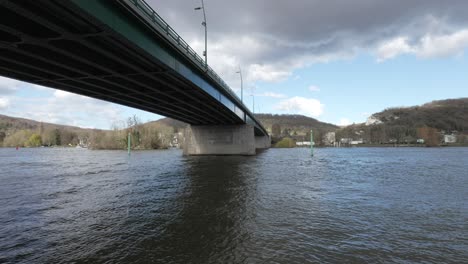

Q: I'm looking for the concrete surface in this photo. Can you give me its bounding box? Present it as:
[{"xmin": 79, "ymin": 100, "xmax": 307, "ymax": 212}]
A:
[{"xmin": 183, "ymin": 125, "xmax": 256, "ymax": 155}]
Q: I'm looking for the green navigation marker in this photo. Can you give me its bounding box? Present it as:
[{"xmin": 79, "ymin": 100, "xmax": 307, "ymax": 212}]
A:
[
  {"xmin": 310, "ymin": 129, "xmax": 314, "ymax": 156},
  {"xmin": 128, "ymin": 132, "xmax": 131, "ymax": 155}
]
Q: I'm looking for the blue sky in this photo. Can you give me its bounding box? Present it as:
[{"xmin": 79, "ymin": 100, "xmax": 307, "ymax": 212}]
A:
[{"xmin": 1, "ymin": 0, "xmax": 468, "ymax": 129}]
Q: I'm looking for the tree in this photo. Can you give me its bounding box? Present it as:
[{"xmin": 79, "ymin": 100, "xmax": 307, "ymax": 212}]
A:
[
  {"xmin": 54, "ymin": 129, "xmax": 61, "ymax": 146},
  {"xmin": 3, "ymin": 130, "xmax": 32, "ymax": 147},
  {"xmin": 275, "ymin": 137, "xmax": 295, "ymax": 148},
  {"xmin": 417, "ymin": 126, "xmax": 440, "ymax": 147},
  {"xmin": 0, "ymin": 131, "xmax": 5, "ymax": 144},
  {"xmin": 27, "ymin": 134, "xmax": 42, "ymax": 147}
]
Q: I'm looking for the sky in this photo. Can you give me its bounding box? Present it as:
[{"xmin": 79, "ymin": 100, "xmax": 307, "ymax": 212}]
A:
[{"xmin": 1, "ymin": 0, "xmax": 468, "ymax": 129}]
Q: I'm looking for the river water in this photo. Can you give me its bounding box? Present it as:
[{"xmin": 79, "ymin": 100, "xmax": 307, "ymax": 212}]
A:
[{"xmin": 0, "ymin": 147, "xmax": 467, "ymax": 263}]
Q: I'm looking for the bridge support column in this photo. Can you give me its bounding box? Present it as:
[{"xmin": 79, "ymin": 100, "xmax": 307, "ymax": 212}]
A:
[
  {"xmin": 183, "ymin": 125, "xmax": 256, "ymax": 155},
  {"xmin": 255, "ymin": 135, "xmax": 271, "ymax": 149}
]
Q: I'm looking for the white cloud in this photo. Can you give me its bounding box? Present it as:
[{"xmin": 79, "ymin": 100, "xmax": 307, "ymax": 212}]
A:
[
  {"xmin": 308, "ymin": 85, "xmax": 320, "ymax": 92},
  {"xmin": 0, "ymin": 76, "xmax": 22, "ymax": 95},
  {"xmin": 417, "ymin": 29, "xmax": 468, "ymax": 58},
  {"xmin": 376, "ymin": 37, "xmax": 414, "ymax": 61},
  {"xmin": 249, "ymin": 63, "xmax": 291, "ymax": 83},
  {"xmin": 53, "ymin": 90, "xmax": 74, "ymax": 98},
  {"xmin": 376, "ymin": 29, "xmax": 468, "ymax": 61},
  {"xmin": 0, "ymin": 98, "xmax": 10, "ymax": 110},
  {"xmin": 256, "ymin": 92, "xmax": 286, "ymax": 98},
  {"xmin": 276, "ymin": 96, "xmax": 324, "ymax": 117},
  {"xmin": 338, "ymin": 118, "xmax": 352, "ymax": 126},
  {"xmin": 6, "ymin": 89, "xmax": 123, "ymax": 129}
]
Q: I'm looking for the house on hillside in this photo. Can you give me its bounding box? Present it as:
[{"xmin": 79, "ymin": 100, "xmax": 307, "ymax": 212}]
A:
[
  {"xmin": 443, "ymin": 134, "xmax": 457, "ymax": 144},
  {"xmin": 296, "ymin": 141, "xmax": 311, "ymax": 147},
  {"xmin": 350, "ymin": 139, "xmax": 364, "ymax": 145},
  {"xmin": 323, "ymin": 132, "xmax": 335, "ymax": 146},
  {"xmin": 340, "ymin": 138, "xmax": 352, "ymax": 144}
]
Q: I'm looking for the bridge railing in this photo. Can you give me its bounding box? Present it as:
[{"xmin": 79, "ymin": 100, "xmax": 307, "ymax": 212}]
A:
[
  {"xmin": 128, "ymin": 0, "xmax": 267, "ymax": 135},
  {"xmin": 130, "ymin": 0, "xmax": 240, "ymax": 102}
]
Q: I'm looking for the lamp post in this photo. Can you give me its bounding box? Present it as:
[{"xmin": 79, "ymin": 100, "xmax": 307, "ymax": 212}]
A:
[
  {"xmin": 236, "ymin": 66, "xmax": 243, "ymax": 103},
  {"xmin": 194, "ymin": 0, "xmax": 207, "ymax": 69},
  {"xmin": 251, "ymin": 93, "xmax": 255, "ymax": 113}
]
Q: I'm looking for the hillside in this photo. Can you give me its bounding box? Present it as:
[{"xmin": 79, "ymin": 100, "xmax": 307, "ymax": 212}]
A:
[
  {"xmin": 145, "ymin": 117, "xmax": 187, "ymax": 132},
  {"xmin": 369, "ymin": 98, "xmax": 468, "ymax": 131},
  {"xmin": 0, "ymin": 114, "xmax": 175, "ymax": 148},
  {"xmin": 254, "ymin": 113, "xmax": 339, "ymax": 144},
  {"xmin": 0, "ymin": 112, "xmax": 339, "ymax": 147},
  {"xmin": 0, "ymin": 114, "xmax": 94, "ymax": 133},
  {"xmin": 255, "ymin": 114, "xmax": 338, "ymax": 131},
  {"xmin": 337, "ymin": 98, "xmax": 468, "ymax": 145},
  {"xmin": 0, "ymin": 114, "xmax": 99, "ymax": 147},
  {"xmin": 146, "ymin": 114, "xmax": 339, "ymax": 137},
  {"xmin": 5, "ymin": 97, "xmax": 466, "ymax": 148}
]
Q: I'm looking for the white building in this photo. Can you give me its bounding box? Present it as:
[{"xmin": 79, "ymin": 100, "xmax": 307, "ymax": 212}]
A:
[
  {"xmin": 444, "ymin": 134, "xmax": 457, "ymax": 143},
  {"xmin": 350, "ymin": 139, "xmax": 364, "ymax": 145},
  {"xmin": 340, "ymin": 138, "xmax": 353, "ymax": 144},
  {"xmin": 323, "ymin": 132, "xmax": 336, "ymax": 145}
]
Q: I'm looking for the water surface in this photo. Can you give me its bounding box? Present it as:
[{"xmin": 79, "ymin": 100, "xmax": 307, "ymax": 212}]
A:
[{"xmin": 1, "ymin": 147, "xmax": 467, "ymax": 263}]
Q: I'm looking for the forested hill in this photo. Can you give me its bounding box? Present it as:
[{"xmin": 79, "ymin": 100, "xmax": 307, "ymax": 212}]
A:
[
  {"xmin": 0, "ymin": 114, "xmax": 100, "ymax": 147},
  {"xmin": 254, "ymin": 113, "xmax": 338, "ymax": 138},
  {"xmin": 0, "ymin": 114, "xmax": 92, "ymax": 133},
  {"xmin": 255, "ymin": 114, "xmax": 338, "ymax": 130},
  {"xmin": 336, "ymin": 98, "xmax": 468, "ymax": 145},
  {"xmin": 370, "ymin": 98, "xmax": 468, "ymax": 132}
]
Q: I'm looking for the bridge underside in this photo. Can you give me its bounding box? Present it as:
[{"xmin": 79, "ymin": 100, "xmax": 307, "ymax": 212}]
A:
[{"xmin": 0, "ymin": 0, "xmax": 243, "ymax": 126}]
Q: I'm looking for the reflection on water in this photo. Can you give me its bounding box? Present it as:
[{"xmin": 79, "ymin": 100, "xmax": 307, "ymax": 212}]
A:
[{"xmin": 0, "ymin": 147, "xmax": 467, "ymax": 263}]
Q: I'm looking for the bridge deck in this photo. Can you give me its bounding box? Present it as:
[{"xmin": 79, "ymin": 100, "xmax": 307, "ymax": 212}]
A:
[{"xmin": 0, "ymin": 0, "xmax": 268, "ymax": 136}]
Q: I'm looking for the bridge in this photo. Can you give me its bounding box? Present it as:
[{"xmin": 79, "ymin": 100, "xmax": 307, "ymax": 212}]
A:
[{"xmin": 0, "ymin": 0, "xmax": 270, "ymax": 155}]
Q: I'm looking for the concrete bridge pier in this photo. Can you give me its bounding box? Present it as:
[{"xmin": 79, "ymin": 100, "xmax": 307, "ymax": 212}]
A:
[
  {"xmin": 255, "ymin": 135, "xmax": 272, "ymax": 149},
  {"xmin": 183, "ymin": 125, "xmax": 270, "ymax": 156}
]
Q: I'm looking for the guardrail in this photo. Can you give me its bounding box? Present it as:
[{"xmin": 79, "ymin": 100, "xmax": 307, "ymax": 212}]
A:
[
  {"xmin": 129, "ymin": 0, "xmax": 241, "ymax": 101},
  {"xmin": 128, "ymin": 0, "xmax": 267, "ymax": 135}
]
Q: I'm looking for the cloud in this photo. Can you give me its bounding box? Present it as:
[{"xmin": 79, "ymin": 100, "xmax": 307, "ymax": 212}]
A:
[
  {"xmin": 417, "ymin": 29, "xmax": 468, "ymax": 58},
  {"xmin": 0, "ymin": 98, "xmax": 10, "ymax": 110},
  {"xmin": 376, "ymin": 37, "xmax": 414, "ymax": 61},
  {"xmin": 0, "ymin": 76, "xmax": 22, "ymax": 95},
  {"xmin": 249, "ymin": 63, "xmax": 291, "ymax": 83},
  {"xmin": 53, "ymin": 90, "xmax": 74, "ymax": 98},
  {"xmin": 308, "ymin": 85, "xmax": 321, "ymax": 92},
  {"xmin": 5, "ymin": 89, "xmax": 124, "ymax": 129},
  {"xmin": 376, "ymin": 29, "xmax": 468, "ymax": 61},
  {"xmin": 338, "ymin": 118, "xmax": 352, "ymax": 126},
  {"xmin": 147, "ymin": 0, "xmax": 468, "ymax": 86},
  {"xmin": 256, "ymin": 92, "xmax": 286, "ymax": 98},
  {"xmin": 276, "ymin": 96, "xmax": 324, "ymax": 117}
]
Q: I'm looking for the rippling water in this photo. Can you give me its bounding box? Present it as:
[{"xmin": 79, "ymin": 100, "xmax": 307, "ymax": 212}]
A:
[{"xmin": 0, "ymin": 147, "xmax": 467, "ymax": 263}]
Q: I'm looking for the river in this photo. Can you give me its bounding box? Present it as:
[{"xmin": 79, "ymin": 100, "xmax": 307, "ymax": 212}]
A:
[{"xmin": 0, "ymin": 147, "xmax": 467, "ymax": 263}]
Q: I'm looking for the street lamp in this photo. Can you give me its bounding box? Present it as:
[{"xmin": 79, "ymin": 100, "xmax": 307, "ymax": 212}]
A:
[
  {"xmin": 236, "ymin": 66, "xmax": 243, "ymax": 103},
  {"xmin": 251, "ymin": 93, "xmax": 255, "ymax": 113},
  {"xmin": 194, "ymin": 0, "xmax": 207, "ymax": 69}
]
